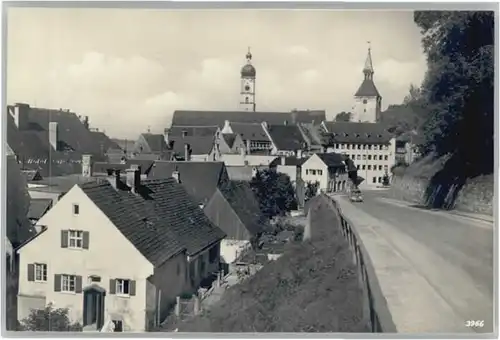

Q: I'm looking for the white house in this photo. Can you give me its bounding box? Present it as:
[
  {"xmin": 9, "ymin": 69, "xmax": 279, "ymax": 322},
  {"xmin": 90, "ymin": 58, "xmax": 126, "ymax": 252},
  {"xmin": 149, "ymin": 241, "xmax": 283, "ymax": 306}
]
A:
[
  {"xmin": 16, "ymin": 168, "xmax": 225, "ymax": 332},
  {"xmin": 320, "ymin": 121, "xmax": 396, "ymax": 188},
  {"xmin": 301, "ymin": 153, "xmax": 349, "ymax": 193}
]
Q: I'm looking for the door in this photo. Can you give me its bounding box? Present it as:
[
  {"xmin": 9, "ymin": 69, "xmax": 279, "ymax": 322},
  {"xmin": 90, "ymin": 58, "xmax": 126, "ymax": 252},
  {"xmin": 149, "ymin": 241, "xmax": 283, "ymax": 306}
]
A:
[{"xmin": 83, "ymin": 286, "xmax": 106, "ymax": 330}]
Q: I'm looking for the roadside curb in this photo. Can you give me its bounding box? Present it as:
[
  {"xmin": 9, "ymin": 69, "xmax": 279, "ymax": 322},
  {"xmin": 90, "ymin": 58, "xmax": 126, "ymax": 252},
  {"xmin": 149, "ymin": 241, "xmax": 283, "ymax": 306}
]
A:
[{"xmin": 447, "ymin": 211, "xmax": 494, "ymax": 224}]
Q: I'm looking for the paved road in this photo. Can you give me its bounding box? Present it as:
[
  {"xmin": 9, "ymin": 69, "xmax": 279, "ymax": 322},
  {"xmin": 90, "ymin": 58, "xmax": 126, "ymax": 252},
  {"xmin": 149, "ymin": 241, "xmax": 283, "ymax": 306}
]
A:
[{"xmin": 346, "ymin": 189, "xmax": 494, "ymax": 333}]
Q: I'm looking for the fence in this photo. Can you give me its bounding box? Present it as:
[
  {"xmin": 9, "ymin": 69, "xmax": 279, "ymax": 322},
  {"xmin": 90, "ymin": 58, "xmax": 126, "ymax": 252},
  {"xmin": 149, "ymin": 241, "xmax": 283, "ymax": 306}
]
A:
[{"xmin": 323, "ymin": 195, "xmax": 396, "ymax": 333}]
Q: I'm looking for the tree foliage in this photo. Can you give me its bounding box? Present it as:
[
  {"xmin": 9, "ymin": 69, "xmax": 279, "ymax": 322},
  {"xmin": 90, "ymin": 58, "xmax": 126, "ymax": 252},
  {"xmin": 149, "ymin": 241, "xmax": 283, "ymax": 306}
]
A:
[
  {"xmin": 334, "ymin": 111, "xmax": 352, "ymax": 122},
  {"xmin": 304, "ymin": 181, "xmax": 320, "ymax": 201},
  {"xmin": 20, "ymin": 303, "xmax": 82, "ymax": 332},
  {"xmin": 414, "ymin": 11, "xmax": 494, "ymax": 177},
  {"xmin": 249, "ymin": 169, "xmax": 298, "ymax": 218}
]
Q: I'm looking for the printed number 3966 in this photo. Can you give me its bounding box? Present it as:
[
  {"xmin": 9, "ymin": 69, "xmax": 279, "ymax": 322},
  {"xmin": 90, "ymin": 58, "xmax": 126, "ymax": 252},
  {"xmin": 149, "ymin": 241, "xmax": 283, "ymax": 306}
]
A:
[{"xmin": 466, "ymin": 320, "xmax": 484, "ymax": 328}]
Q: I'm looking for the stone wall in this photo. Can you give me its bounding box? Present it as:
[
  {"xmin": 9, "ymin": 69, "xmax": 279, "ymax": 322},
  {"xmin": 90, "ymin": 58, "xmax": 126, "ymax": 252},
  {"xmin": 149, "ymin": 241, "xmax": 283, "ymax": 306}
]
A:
[{"xmin": 389, "ymin": 158, "xmax": 494, "ymax": 216}]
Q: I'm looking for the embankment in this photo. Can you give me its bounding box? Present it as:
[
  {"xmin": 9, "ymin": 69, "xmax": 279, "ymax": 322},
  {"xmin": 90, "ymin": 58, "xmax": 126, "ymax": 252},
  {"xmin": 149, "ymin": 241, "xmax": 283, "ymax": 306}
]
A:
[{"xmin": 389, "ymin": 155, "xmax": 493, "ymax": 216}]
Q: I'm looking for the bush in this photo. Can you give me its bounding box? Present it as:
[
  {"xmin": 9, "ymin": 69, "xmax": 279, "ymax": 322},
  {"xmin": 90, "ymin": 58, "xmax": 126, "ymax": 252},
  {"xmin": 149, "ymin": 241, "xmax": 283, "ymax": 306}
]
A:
[{"xmin": 19, "ymin": 303, "xmax": 82, "ymax": 332}]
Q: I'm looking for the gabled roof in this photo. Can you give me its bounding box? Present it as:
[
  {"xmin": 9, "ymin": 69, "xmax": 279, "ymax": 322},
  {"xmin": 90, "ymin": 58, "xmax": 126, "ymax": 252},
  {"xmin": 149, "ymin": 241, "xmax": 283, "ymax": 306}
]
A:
[
  {"xmin": 266, "ymin": 125, "xmax": 307, "ymax": 151},
  {"xmin": 222, "ymin": 133, "xmax": 237, "ymax": 148},
  {"xmin": 21, "ymin": 169, "xmax": 43, "ymax": 182},
  {"xmin": 169, "ymin": 126, "xmax": 219, "ymax": 137},
  {"xmin": 297, "ymin": 123, "xmax": 324, "ymax": 148},
  {"xmin": 269, "ymin": 156, "xmax": 307, "ymax": 167},
  {"xmin": 140, "ymin": 133, "xmax": 168, "ymax": 153},
  {"xmin": 81, "ymin": 180, "xmax": 185, "ymax": 265},
  {"xmin": 111, "ymin": 138, "xmax": 135, "ymax": 153},
  {"xmin": 28, "ymin": 198, "xmax": 53, "ymax": 220},
  {"xmin": 167, "ymin": 135, "xmax": 215, "ymax": 155},
  {"xmin": 32, "ymin": 174, "xmax": 97, "ymax": 193},
  {"xmin": 148, "ymin": 161, "xmax": 227, "ymax": 205},
  {"xmin": 315, "ymin": 153, "xmax": 346, "ymax": 168},
  {"xmin": 171, "ymin": 110, "xmax": 326, "ymax": 127},
  {"xmin": 321, "ymin": 122, "xmax": 392, "ymax": 144},
  {"xmin": 354, "ymin": 79, "xmax": 381, "ymax": 98},
  {"xmin": 217, "ymin": 181, "xmax": 269, "ymax": 236},
  {"xmin": 230, "ymin": 123, "xmax": 269, "ymax": 142}
]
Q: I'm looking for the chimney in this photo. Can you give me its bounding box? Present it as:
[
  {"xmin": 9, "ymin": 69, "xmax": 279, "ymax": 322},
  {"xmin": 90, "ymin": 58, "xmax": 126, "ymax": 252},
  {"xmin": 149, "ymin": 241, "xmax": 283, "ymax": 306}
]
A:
[
  {"xmin": 281, "ymin": 155, "xmax": 286, "ymax": 166},
  {"xmin": 297, "ymin": 149, "xmax": 303, "ymax": 159},
  {"xmin": 172, "ymin": 170, "xmax": 180, "ymax": 183},
  {"xmin": 126, "ymin": 165, "xmax": 141, "ymax": 193},
  {"xmin": 222, "ymin": 120, "xmax": 231, "ymax": 133},
  {"xmin": 49, "ymin": 122, "xmax": 59, "ymax": 151},
  {"xmin": 164, "ymin": 128, "xmax": 169, "ymax": 145},
  {"xmin": 107, "ymin": 169, "xmax": 121, "ymax": 190},
  {"xmin": 12, "ymin": 103, "xmax": 30, "ymax": 130},
  {"xmin": 184, "ymin": 143, "xmax": 191, "ymax": 161},
  {"xmin": 82, "ymin": 154, "xmax": 93, "ymax": 177},
  {"xmin": 245, "ymin": 140, "xmax": 251, "ymax": 154}
]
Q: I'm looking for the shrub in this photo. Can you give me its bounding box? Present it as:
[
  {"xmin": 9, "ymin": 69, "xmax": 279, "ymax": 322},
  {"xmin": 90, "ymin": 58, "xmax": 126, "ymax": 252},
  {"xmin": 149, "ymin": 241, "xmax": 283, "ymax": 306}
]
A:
[{"xmin": 19, "ymin": 303, "xmax": 82, "ymax": 332}]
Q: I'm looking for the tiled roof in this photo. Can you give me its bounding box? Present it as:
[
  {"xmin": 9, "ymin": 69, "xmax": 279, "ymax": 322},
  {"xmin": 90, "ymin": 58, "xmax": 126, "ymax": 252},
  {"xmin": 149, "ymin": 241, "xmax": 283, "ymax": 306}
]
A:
[
  {"xmin": 141, "ymin": 133, "xmax": 168, "ymax": 153},
  {"xmin": 33, "ymin": 174, "xmax": 97, "ymax": 193},
  {"xmin": 315, "ymin": 153, "xmax": 346, "ymax": 168},
  {"xmin": 171, "ymin": 110, "xmax": 326, "ymax": 127},
  {"xmin": 111, "ymin": 138, "xmax": 135, "ymax": 153},
  {"xmin": 27, "ymin": 198, "xmax": 53, "ymax": 220},
  {"xmin": 218, "ymin": 180, "xmax": 269, "ymax": 236},
  {"xmin": 297, "ymin": 123, "xmax": 324, "ymax": 148},
  {"xmin": 354, "ymin": 79, "xmax": 380, "ymax": 97},
  {"xmin": 167, "ymin": 136, "xmax": 215, "ymax": 155},
  {"xmin": 92, "ymin": 160, "xmax": 155, "ymax": 176},
  {"xmin": 148, "ymin": 161, "xmax": 227, "ymax": 205},
  {"xmin": 80, "ymin": 180, "xmax": 186, "ymax": 265},
  {"xmin": 230, "ymin": 123, "xmax": 270, "ymax": 142},
  {"xmin": 267, "ymin": 125, "xmax": 307, "ymax": 151},
  {"xmin": 169, "ymin": 126, "xmax": 218, "ymax": 137},
  {"xmin": 321, "ymin": 122, "xmax": 393, "ymax": 144},
  {"xmin": 90, "ymin": 131, "xmax": 122, "ymax": 153},
  {"xmin": 21, "ymin": 169, "xmax": 43, "ymax": 182},
  {"xmin": 222, "ymin": 133, "xmax": 237, "ymax": 148}
]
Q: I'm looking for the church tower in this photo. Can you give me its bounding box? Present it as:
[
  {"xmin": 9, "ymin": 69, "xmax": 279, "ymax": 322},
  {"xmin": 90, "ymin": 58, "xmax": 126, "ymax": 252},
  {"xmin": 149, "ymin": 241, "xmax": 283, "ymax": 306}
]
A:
[
  {"xmin": 352, "ymin": 43, "xmax": 382, "ymax": 123},
  {"xmin": 240, "ymin": 47, "xmax": 256, "ymax": 112}
]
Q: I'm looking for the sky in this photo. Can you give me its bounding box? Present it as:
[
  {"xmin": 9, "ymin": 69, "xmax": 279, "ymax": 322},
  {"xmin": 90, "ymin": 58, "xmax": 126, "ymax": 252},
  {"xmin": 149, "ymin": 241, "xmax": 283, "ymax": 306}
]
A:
[{"xmin": 7, "ymin": 8, "xmax": 427, "ymax": 139}]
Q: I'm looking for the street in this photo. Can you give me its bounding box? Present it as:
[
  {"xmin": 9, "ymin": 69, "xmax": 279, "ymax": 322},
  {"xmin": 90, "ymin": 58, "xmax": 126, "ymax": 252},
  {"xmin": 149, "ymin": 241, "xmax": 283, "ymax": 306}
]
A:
[{"xmin": 340, "ymin": 189, "xmax": 494, "ymax": 333}]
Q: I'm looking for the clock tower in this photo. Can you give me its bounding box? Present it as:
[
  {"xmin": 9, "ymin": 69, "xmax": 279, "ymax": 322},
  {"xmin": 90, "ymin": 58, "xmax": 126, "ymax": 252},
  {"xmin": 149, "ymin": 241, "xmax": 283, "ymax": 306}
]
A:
[{"xmin": 240, "ymin": 47, "xmax": 256, "ymax": 112}]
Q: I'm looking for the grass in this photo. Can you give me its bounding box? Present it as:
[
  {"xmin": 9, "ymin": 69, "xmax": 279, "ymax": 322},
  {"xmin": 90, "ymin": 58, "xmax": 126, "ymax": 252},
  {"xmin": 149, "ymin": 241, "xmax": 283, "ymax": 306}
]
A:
[{"xmin": 161, "ymin": 195, "xmax": 369, "ymax": 333}]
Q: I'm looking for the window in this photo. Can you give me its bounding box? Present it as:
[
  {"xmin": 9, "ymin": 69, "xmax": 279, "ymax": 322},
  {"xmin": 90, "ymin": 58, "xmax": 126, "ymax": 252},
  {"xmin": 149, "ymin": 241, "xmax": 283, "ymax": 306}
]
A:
[
  {"xmin": 363, "ymin": 155, "xmax": 366, "ymax": 160},
  {"xmin": 363, "ymin": 99, "xmax": 367, "ymax": 104},
  {"xmin": 113, "ymin": 320, "xmax": 123, "ymax": 332},
  {"xmin": 335, "ymin": 144, "xmax": 339, "ymax": 149},
  {"xmin": 61, "ymin": 275, "xmax": 76, "ymax": 292},
  {"xmin": 305, "ymin": 169, "xmax": 309, "ymax": 175},
  {"xmin": 379, "ymin": 165, "xmax": 383, "ymax": 171},
  {"xmin": 368, "ymin": 155, "xmax": 372, "ymax": 160},
  {"xmin": 378, "ymin": 177, "xmax": 382, "ymax": 183},
  {"xmin": 362, "ymin": 165, "xmax": 366, "ymax": 170},
  {"xmin": 89, "ymin": 275, "xmax": 101, "ymax": 283},
  {"xmin": 373, "ymin": 145, "xmax": 378, "ymax": 150},
  {"xmin": 372, "ymin": 177, "xmax": 377, "ymax": 183},
  {"xmin": 379, "ymin": 155, "xmax": 383, "ymax": 160},
  {"xmin": 362, "ymin": 145, "xmax": 367, "ymax": 150},
  {"xmin": 384, "ymin": 155, "xmax": 388, "ymax": 161},
  {"xmin": 73, "ymin": 204, "xmax": 79, "ymax": 215},
  {"xmin": 68, "ymin": 230, "xmax": 83, "ymax": 249},
  {"xmin": 318, "ymin": 170, "xmax": 323, "ymax": 175},
  {"xmin": 356, "ymin": 165, "xmax": 360, "ymax": 170},
  {"xmin": 357, "ymin": 144, "xmax": 361, "ymax": 150},
  {"xmin": 34, "ymin": 263, "xmax": 47, "ymax": 282},
  {"xmin": 346, "ymin": 144, "xmax": 350, "ymax": 150},
  {"xmin": 116, "ymin": 279, "xmax": 131, "ymax": 295},
  {"xmin": 384, "ymin": 165, "xmax": 388, "ymax": 170},
  {"xmin": 368, "ymin": 165, "xmax": 372, "ymax": 170},
  {"xmin": 357, "ymin": 155, "xmax": 361, "ymax": 160},
  {"xmin": 311, "ymin": 170, "xmax": 317, "ymax": 175},
  {"xmin": 368, "ymin": 145, "xmax": 372, "ymax": 150},
  {"xmin": 341, "ymin": 144, "xmax": 345, "ymax": 149}
]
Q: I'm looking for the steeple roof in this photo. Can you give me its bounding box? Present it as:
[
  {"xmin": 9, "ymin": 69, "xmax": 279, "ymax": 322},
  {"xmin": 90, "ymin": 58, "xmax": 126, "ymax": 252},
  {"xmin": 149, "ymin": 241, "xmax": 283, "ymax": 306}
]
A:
[
  {"xmin": 354, "ymin": 45, "xmax": 380, "ymax": 98},
  {"xmin": 241, "ymin": 47, "xmax": 256, "ymax": 78}
]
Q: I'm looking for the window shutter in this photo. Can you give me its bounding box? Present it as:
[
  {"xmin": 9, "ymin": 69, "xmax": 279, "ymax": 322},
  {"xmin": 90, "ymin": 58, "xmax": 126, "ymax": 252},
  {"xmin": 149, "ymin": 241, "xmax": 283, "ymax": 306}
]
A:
[
  {"xmin": 61, "ymin": 230, "xmax": 69, "ymax": 248},
  {"xmin": 82, "ymin": 232, "xmax": 90, "ymax": 249},
  {"xmin": 27, "ymin": 264, "xmax": 35, "ymax": 281},
  {"xmin": 129, "ymin": 280, "xmax": 136, "ymax": 296},
  {"xmin": 109, "ymin": 279, "xmax": 116, "ymax": 294},
  {"xmin": 54, "ymin": 274, "xmax": 61, "ymax": 292},
  {"xmin": 75, "ymin": 275, "xmax": 83, "ymax": 293}
]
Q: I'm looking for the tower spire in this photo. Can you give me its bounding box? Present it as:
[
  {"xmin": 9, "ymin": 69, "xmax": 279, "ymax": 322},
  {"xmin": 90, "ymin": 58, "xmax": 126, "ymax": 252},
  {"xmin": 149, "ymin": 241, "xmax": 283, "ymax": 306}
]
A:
[
  {"xmin": 363, "ymin": 41, "xmax": 374, "ymax": 80},
  {"xmin": 246, "ymin": 46, "xmax": 252, "ymax": 63}
]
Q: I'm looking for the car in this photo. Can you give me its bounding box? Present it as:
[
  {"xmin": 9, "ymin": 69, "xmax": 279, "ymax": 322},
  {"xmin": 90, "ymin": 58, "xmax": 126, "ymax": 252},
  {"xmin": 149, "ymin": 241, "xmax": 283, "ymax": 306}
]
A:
[{"xmin": 349, "ymin": 189, "xmax": 363, "ymax": 203}]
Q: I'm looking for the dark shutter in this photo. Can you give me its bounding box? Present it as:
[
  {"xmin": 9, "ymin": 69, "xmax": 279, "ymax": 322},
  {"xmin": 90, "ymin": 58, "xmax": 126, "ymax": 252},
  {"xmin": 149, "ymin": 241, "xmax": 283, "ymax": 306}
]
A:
[
  {"xmin": 129, "ymin": 280, "xmax": 136, "ymax": 296},
  {"xmin": 27, "ymin": 264, "xmax": 35, "ymax": 281},
  {"xmin": 109, "ymin": 279, "xmax": 116, "ymax": 294},
  {"xmin": 75, "ymin": 275, "xmax": 83, "ymax": 293},
  {"xmin": 61, "ymin": 230, "xmax": 69, "ymax": 248},
  {"xmin": 82, "ymin": 232, "xmax": 90, "ymax": 249},
  {"xmin": 54, "ymin": 274, "xmax": 61, "ymax": 292}
]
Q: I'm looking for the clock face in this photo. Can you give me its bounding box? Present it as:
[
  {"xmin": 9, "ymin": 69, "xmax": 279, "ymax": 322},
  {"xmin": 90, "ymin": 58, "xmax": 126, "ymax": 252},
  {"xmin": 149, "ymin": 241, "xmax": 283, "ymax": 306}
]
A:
[{"xmin": 244, "ymin": 85, "xmax": 251, "ymax": 91}]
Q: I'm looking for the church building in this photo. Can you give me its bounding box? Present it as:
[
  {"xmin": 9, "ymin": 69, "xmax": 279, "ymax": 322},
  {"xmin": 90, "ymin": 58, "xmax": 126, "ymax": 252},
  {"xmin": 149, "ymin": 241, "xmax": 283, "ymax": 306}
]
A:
[
  {"xmin": 239, "ymin": 48, "xmax": 256, "ymax": 112},
  {"xmin": 351, "ymin": 45, "xmax": 382, "ymax": 123}
]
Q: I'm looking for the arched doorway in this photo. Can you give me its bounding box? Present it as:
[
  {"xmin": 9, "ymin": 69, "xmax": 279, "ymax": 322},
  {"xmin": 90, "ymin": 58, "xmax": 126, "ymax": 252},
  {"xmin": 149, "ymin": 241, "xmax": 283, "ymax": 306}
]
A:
[{"xmin": 83, "ymin": 284, "xmax": 106, "ymax": 330}]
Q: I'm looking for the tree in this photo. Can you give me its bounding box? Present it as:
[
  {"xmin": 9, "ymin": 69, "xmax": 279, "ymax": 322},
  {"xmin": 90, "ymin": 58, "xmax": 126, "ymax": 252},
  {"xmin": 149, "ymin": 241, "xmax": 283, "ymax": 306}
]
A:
[
  {"xmin": 304, "ymin": 181, "xmax": 319, "ymax": 201},
  {"xmin": 382, "ymin": 172, "xmax": 390, "ymax": 186},
  {"xmin": 250, "ymin": 169, "xmax": 298, "ymax": 218},
  {"xmin": 414, "ymin": 11, "xmax": 494, "ymax": 177},
  {"xmin": 19, "ymin": 303, "xmax": 82, "ymax": 332},
  {"xmin": 334, "ymin": 111, "xmax": 352, "ymax": 122}
]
